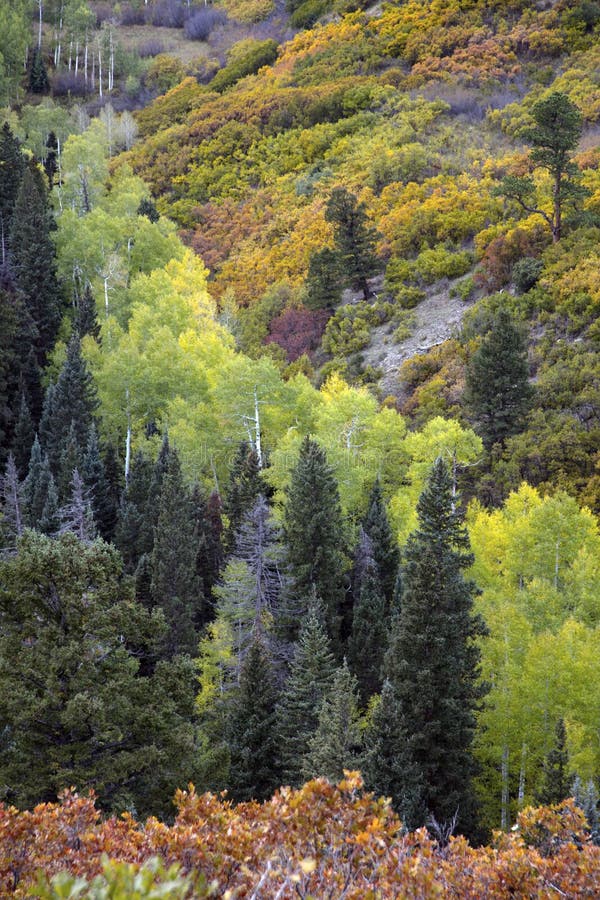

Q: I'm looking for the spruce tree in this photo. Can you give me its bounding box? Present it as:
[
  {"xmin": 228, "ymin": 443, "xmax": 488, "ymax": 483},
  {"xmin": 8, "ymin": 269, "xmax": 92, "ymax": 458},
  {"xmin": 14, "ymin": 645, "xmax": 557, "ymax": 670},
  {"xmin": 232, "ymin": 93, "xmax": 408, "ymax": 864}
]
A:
[
  {"xmin": 0, "ymin": 453, "xmax": 23, "ymax": 546},
  {"xmin": 9, "ymin": 160, "xmax": 63, "ymax": 365},
  {"xmin": 227, "ymin": 636, "xmax": 281, "ymax": 802},
  {"xmin": 305, "ymin": 247, "xmax": 343, "ymax": 310},
  {"xmin": 44, "ymin": 131, "xmax": 59, "ymax": 189},
  {"xmin": 363, "ymin": 478, "xmax": 399, "ymax": 609},
  {"xmin": 102, "ymin": 441, "xmax": 122, "ymax": 542},
  {"xmin": 11, "ymin": 393, "xmax": 34, "ymax": 479},
  {"xmin": 58, "ymin": 468, "xmax": 96, "ymax": 542},
  {"xmin": 275, "ymin": 604, "xmax": 336, "ymax": 785},
  {"xmin": 348, "ymin": 529, "xmax": 387, "ymax": 702},
  {"xmin": 82, "ymin": 425, "xmax": 113, "ymax": 540},
  {"xmin": 374, "ymin": 458, "xmax": 487, "ymax": 836},
  {"xmin": 537, "ymin": 718, "xmax": 571, "ymax": 806},
  {"xmin": 0, "ymin": 123, "xmax": 26, "ymax": 261},
  {"xmin": 465, "ymin": 307, "xmax": 533, "ymax": 450},
  {"xmin": 57, "ymin": 421, "xmax": 83, "ymax": 500},
  {"xmin": 302, "ymin": 659, "xmax": 363, "ymax": 783},
  {"xmin": 114, "ymin": 450, "xmax": 154, "ymax": 573},
  {"xmin": 325, "ymin": 187, "xmax": 380, "ymax": 300},
  {"xmin": 151, "ymin": 450, "xmax": 200, "ymax": 658},
  {"xmin": 76, "ymin": 282, "xmax": 100, "ymax": 340},
  {"xmin": 39, "ymin": 334, "xmax": 98, "ymax": 471},
  {"xmin": 22, "ymin": 436, "xmax": 54, "ymax": 530},
  {"xmin": 283, "ymin": 436, "xmax": 347, "ymax": 651},
  {"xmin": 222, "ymin": 441, "xmax": 262, "ymax": 554},
  {"xmin": 39, "ymin": 473, "xmax": 59, "ymax": 535},
  {"xmin": 28, "ymin": 47, "xmax": 50, "ymax": 94},
  {"xmin": 573, "ymin": 777, "xmax": 600, "ymax": 844}
]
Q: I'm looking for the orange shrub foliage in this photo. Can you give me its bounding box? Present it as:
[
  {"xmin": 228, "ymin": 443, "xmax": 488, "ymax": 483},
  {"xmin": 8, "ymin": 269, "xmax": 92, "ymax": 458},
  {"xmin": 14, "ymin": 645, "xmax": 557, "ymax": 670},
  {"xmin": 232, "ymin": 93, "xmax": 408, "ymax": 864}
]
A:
[{"xmin": 3, "ymin": 776, "xmax": 600, "ymax": 898}]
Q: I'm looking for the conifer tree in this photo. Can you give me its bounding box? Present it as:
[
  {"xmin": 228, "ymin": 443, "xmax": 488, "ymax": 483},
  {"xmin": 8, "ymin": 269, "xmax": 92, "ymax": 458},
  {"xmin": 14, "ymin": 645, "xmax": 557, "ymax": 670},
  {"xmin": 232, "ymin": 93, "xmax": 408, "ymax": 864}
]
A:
[
  {"xmin": 44, "ymin": 131, "xmax": 58, "ymax": 189},
  {"xmin": 348, "ymin": 529, "xmax": 387, "ymax": 702},
  {"xmin": 28, "ymin": 47, "xmax": 50, "ymax": 93},
  {"xmin": 9, "ymin": 160, "xmax": 63, "ymax": 365},
  {"xmin": 82, "ymin": 425, "xmax": 113, "ymax": 540},
  {"xmin": 39, "ymin": 472, "xmax": 59, "ymax": 535},
  {"xmin": 302, "ymin": 659, "xmax": 363, "ymax": 783},
  {"xmin": 573, "ymin": 777, "xmax": 600, "ymax": 845},
  {"xmin": 373, "ymin": 458, "xmax": 486, "ymax": 836},
  {"xmin": 151, "ymin": 450, "xmax": 200, "ymax": 658},
  {"xmin": 227, "ymin": 636, "xmax": 281, "ymax": 802},
  {"xmin": 22, "ymin": 436, "xmax": 53, "ymax": 529},
  {"xmin": 325, "ymin": 187, "xmax": 380, "ymax": 300},
  {"xmin": 0, "ymin": 453, "xmax": 23, "ymax": 546},
  {"xmin": 305, "ymin": 247, "xmax": 343, "ymax": 310},
  {"xmin": 58, "ymin": 468, "xmax": 96, "ymax": 542},
  {"xmin": 114, "ymin": 450, "xmax": 154, "ymax": 573},
  {"xmin": 536, "ymin": 718, "xmax": 571, "ymax": 806},
  {"xmin": 40, "ymin": 334, "xmax": 98, "ymax": 471},
  {"xmin": 465, "ymin": 308, "xmax": 532, "ymax": 450},
  {"xmin": 76, "ymin": 282, "xmax": 100, "ymax": 340},
  {"xmin": 363, "ymin": 478, "xmax": 399, "ymax": 608},
  {"xmin": 11, "ymin": 393, "xmax": 34, "ymax": 479},
  {"xmin": 0, "ymin": 123, "xmax": 25, "ymax": 261},
  {"xmin": 223, "ymin": 441, "xmax": 262, "ymax": 553},
  {"xmin": 57, "ymin": 420, "xmax": 82, "ymax": 500},
  {"xmin": 283, "ymin": 436, "xmax": 347, "ymax": 651},
  {"xmin": 276, "ymin": 602, "xmax": 336, "ymax": 785}
]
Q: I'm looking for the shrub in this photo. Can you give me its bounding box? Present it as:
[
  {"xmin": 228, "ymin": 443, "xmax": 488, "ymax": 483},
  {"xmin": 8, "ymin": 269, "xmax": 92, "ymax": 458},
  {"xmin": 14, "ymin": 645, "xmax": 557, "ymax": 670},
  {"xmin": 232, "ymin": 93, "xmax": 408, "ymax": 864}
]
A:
[
  {"xmin": 210, "ymin": 39, "xmax": 279, "ymax": 93},
  {"xmin": 290, "ymin": 0, "xmax": 329, "ymax": 28},
  {"xmin": 145, "ymin": 55, "xmax": 186, "ymax": 93},
  {"xmin": 266, "ymin": 307, "xmax": 330, "ymax": 361},
  {"xmin": 151, "ymin": 0, "xmax": 186, "ymax": 28},
  {"xmin": 412, "ymin": 245, "xmax": 474, "ymax": 285},
  {"xmin": 51, "ymin": 72, "xmax": 89, "ymax": 97},
  {"xmin": 513, "ymin": 257, "xmax": 544, "ymax": 294},
  {"xmin": 222, "ymin": 0, "xmax": 275, "ymax": 22},
  {"xmin": 119, "ymin": 3, "xmax": 146, "ymax": 25},
  {"xmin": 322, "ymin": 302, "xmax": 379, "ymax": 356},
  {"xmin": 137, "ymin": 40, "xmax": 166, "ymax": 59},
  {"xmin": 184, "ymin": 8, "xmax": 228, "ymax": 41}
]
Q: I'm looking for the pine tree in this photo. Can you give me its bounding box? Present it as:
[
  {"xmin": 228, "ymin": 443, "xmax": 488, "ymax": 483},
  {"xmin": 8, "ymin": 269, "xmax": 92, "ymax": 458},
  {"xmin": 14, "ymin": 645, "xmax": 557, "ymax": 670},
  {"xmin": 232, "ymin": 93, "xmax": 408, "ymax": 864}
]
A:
[
  {"xmin": 305, "ymin": 247, "xmax": 343, "ymax": 310},
  {"xmin": 43, "ymin": 131, "xmax": 58, "ymax": 189},
  {"xmin": 0, "ymin": 286, "xmax": 24, "ymax": 458},
  {"xmin": 39, "ymin": 472, "xmax": 59, "ymax": 535},
  {"xmin": 0, "ymin": 123, "xmax": 26, "ymax": 263},
  {"xmin": 227, "ymin": 636, "xmax": 281, "ymax": 802},
  {"xmin": 465, "ymin": 307, "xmax": 533, "ymax": 450},
  {"xmin": 151, "ymin": 450, "xmax": 200, "ymax": 658},
  {"xmin": 573, "ymin": 777, "xmax": 600, "ymax": 845},
  {"xmin": 22, "ymin": 436, "xmax": 54, "ymax": 530},
  {"xmin": 325, "ymin": 187, "xmax": 380, "ymax": 300},
  {"xmin": 276, "ymin": 604, "xmax": 336, "ymax": 785},
  {"xmin": 537, "ymin": 718, "xmax": 571, "ymax": 806},
  {"xmin": 11, "ymin": 393, "xmax": 34, "ymax": 479},
  {"xmin": 102, "ymin": 441, "xmax": 122, "ymax": 543},
  {"xmin": 0, "ymin": 453, "xmax": 23, "ymax": 546},
  {"xmin": 114, "ymin": 450, "xmax": 154, "ymax": 573},
  {"xmin": 28, "ymin": 47, "xmax": 50, "ymax": 93},
  {"xmin": 283, "ymin": 436, "xmax": 347, "ymax": 651},
  {"xmin": 348, "ymin": 529, "xmax": 387, "ymax": 702},
  {"xmin": 76, "ymin": 282, "xmax": 100, "ymax": 340},
  {"xmin": 302, "ymin": 659, "xmax": 363, "ymax": 783},
  {"xmin": 82, "ymin": 425, "xmax": 113, "ymax": 540},
  {"xmin": 57, "ymin": 420, "xmax": 83, "ymax": 500},
  {"xmin": 222, "ymin": 441, "xmax": 262, "ymax": 554},
  {"xmin": 39, "ymin": 334, "xmax": 98, "ymax": 471},
  {"xmin": 9, "ymin": 160, "xmax": 63, "ymax": 365},
  {"xmin": 363, "ymin": 478, "xmax": 399, "ymax": 608},
  {"xmin": 374, "ymin": 458, "xmax": 487, "ymax": 836},
  {"xmin": 137, "ymin": 197, "xmax": 160, "ymax": 223}
]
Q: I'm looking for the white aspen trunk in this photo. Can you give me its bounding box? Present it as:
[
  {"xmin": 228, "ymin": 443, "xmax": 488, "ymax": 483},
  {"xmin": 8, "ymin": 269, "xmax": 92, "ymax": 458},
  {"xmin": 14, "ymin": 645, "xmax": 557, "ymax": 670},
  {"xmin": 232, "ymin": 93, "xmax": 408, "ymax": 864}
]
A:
[
  {"xmin": 518, "ymin": 743, "xmax": 527, "ymax": 809},
  {"xmin": 103, "ymin": 275, "xmax": 110, "ymax": 317},
  {"xmin": 254, "ymin": 386, "xmax": 262, "ymax": 469},
  {"xmin": 56, "ymin": 137, "xmax": 63, "ymax": 210},
  {"xmin": 68, "ymin": 39, "xmax": 72, "ymax": 70},
  {"xmin": 84, "ymin": 40, "xmax": 88, "ymax": 85},
  {"xmin": 109, "ymin": 31, "xmax": 114, "ymax": 92},
  {"xmin": 501, "ymin": 745, "xmax": 509, "ymax": 831},
  {"xmin": 125, "ymin": 391, "xmax": 132, "ymax": 482},
  {"xmin": 74, "ymin": 41, "xmax": 79, "ymax": 76},
  {"xmin": 554, "ymin": 538, "xmax": 560, "ymax": 590},
  {"xmin": 38, "ymin": 0, "xmax": 43, "ymax": 49},
  {"xmin": 91, "ymin": 50, "xmax": 95, "ymax": 91},
  {"xmin": 98, "ymin": 45, "xmax": 102, "ymax": 98}
]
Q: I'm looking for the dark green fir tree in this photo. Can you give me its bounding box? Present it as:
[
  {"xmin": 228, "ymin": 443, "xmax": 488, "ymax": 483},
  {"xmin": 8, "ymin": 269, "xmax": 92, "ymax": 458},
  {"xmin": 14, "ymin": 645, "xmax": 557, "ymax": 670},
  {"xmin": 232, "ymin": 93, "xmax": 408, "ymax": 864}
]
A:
[
  {"xmin": 325, "ymin": 187, "xmax": 380, "ymax": 300},
  {"xmin": 275, "ymin": 601, "xmax": 336, "ymax": 786},
  {"xmin": 226, "ymin": 635, "xmax": 281, "ymax": 802},
  {"xmin": 11, "ymin": 393, "xmax": 35, "ymax": 479},
  {"xmin": 302, "ymin": 659, "xmax": 363, "ymax": 783},
  {"xmin": 28, "ymin": 47, "xmax": 50, "ymax": 93},
  {"xmin": 0, "ymin": 123, "xmax": 26, "ymax": 263},
  {"xmin": 465, "ymin": 307, "xmax": 533, "ymax": 450},
  {"xmin": 348, "ymin": 529, "xmax": 387, "ymax": 702},
  {"xmin": 76, "ymin": 282, "xmax": 100, "ymax": 340},
  {"xmin": 536, "ymin": 718, "xmax": 571, "ymax": 806},
  {"xmin": 305, "ymin": 247, "xmax": 343, "ymax": 310},
  {"xmin": 44, "ymin": 131, "xmax": 59, "ymax": 189},
  {"xmin": 371, "ymin": 458, "xmax": 487, "ymax": 837},
  {"xmin": 137, "ymin": 197, "xmax": 160, "ymax": 223},
  {"xmin": 0, "ymin": 454, "xmax": 24, "ymax": 546},
  {"xmin": 22, "ymin": 436, "xmax": 54, "ymax": 530},
  {"xmin": 82, "ymin": 425, "xmax": 113, "ymax": 540},
  {"xmin": 114, "ymin": 450, "xmax": 154, "ymax": 573},
  {"xmin": 283, "ymin": 436, "xmax": 347, "ymax": 651},
  {"xmin": 363, "ymin": 478, "xmax": 399, "ymax": 609},
  {"xmin": 9, "ymin": 160, "xmax": 64, "ymax": 366},
  {"xmin": 151, "ymin": 450, "xmax": 201, "ymax": 658}
]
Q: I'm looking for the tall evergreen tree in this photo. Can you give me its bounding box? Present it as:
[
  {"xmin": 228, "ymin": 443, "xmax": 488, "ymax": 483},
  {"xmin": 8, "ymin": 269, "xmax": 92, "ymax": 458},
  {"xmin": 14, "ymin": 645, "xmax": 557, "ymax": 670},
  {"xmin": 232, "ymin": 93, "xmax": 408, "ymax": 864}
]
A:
[
  {"xmin": 82, "ymin": 425, "xmax": 113, "ymax": 540},
  {"xmin": 44, "ymin": 131, "xmax": 59, "ymax": 189},
  {"xmin": 58, "ymin": 468, "xmax": 96, "ymax": 542},
  {"xmin": 325, "ymin": 187, "xmax": 380, "ymax": 300},
  {"xmin": 28, "ymin": 47, "xmax": 50, "ymax": 93},
  {"xmin": 465, "ymin": 307, "xmax": 533, "ymax": 450},
  {"xmin": 372, "ymin": 458, "xmax": 487, "ymax": 836},
  {"xmin": 348, "ymin": 529, "xmax": 387, "ymax": 702},
  {"xmin": 276, "ymin": 603, "xmax": 336, "ymax": 785},
  {"xmin": 302, "ymin": 659, "xmax": 363, "ymax": 783},
  {"xmin": 305, "ymin": 247, "xmax": 343, "ymax": 310},
  {"xmin": 11, "ymin": 393, "xmax": 35, "ymax": 478},
  {"xmin": 283, "ymin": 436, "xmax": 347, "ymax": 651},
  {"xmin": 57, "ymin": 420, "xmax": 83, "ymax": 500},
  {"xmin": 536, "ymin": 718, "xmax": 571, "ymax": 806},
  {"xmin": 76, "ymin": 282, "xmax": 100, "ymax": 340},
  {"xmin": 39, "ymin": 334, "xmax": 98, "ymax": 471},
  {"xmin": 22, "ymin": 436, "xmax": 53, "ymax": 530},
  {"xmin": 363, "ymin": 478, "xmax": 399, "ymax": 608},
  {"xmin": 573, "ymin": 777, "xmax": 600, "ymax": 845},
  {"xmin": 0, "ymin": 123, "xmax": 25, "ymax": 264},
  {"xmin": 0, "ymin": 453, "xmax": 23, "ymax": 546},
  {"xmin": 114, "ymin": 450, "xmax": 154, "ymax": 573},
  {"xmin": 222, "ymin": 441, "xmax": 262, "ymax": 554},
  {"xmin": 151, "ymin": 450, "xmax": 200, "ymax": 658},
  {"xmin": 9, "ymin": 160, "xmax": 63, "ymax": 365},
  {"xmin": 226, "ymin": 636, "xmax": 281, "ymax": 802}
]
